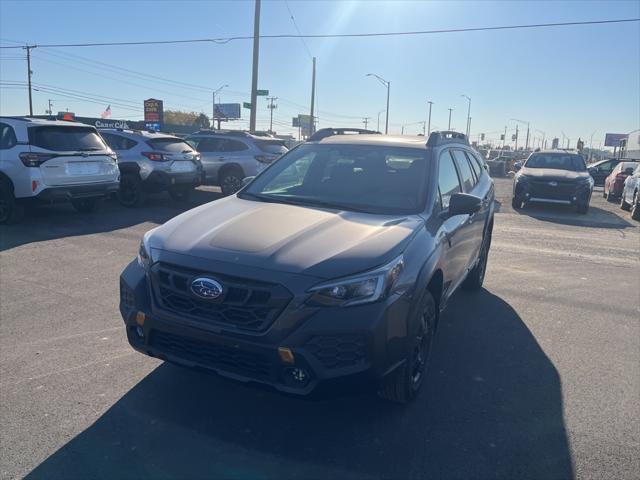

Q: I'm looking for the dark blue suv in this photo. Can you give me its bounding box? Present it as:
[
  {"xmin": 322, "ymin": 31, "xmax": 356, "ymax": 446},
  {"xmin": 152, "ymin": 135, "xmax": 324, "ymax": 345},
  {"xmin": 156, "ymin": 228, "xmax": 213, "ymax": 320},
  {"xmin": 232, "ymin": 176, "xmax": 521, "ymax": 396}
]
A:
[{"xmin": 119, "ymin": 129, "xmax": 496, "ymax": 403}]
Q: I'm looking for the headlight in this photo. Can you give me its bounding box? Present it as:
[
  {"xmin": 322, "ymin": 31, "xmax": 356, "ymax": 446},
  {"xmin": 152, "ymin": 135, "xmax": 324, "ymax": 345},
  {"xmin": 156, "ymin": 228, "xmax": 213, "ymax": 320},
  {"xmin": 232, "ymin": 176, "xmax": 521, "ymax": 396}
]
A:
[
  {"xmin": 307, "ymin": 255, "xmax": 404, "ymax": 307},
  {"xmin": 137, "ymin": 230, "xmax": 156, "ymax": 269}
]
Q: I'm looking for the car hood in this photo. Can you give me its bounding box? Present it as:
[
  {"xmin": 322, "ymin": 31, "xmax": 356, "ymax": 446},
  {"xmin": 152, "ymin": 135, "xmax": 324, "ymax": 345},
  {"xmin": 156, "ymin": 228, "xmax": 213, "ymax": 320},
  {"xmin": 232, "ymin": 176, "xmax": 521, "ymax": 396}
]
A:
[
  {"xmin": 148, "ymin": 195, "xmax": 423, "ymax": 279},
  {"xmin": 520, "ymin": 167, "xmax": 590, "ymax": 181}
]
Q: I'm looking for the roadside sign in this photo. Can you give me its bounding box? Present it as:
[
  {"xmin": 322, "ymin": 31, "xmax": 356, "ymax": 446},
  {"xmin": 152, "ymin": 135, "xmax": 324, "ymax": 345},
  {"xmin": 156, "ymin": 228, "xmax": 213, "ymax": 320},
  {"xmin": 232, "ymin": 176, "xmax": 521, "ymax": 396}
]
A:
[
  {"xmin": 256, "ymin": 90, "xmax": 269, "ymax": 96},
  {"xmin": 144, "ymin": 99, "xmax": 163, "ymax": 125},
  {"xmin": 214, "ymin": 103, "xmax": 241, "ymax": 119},
  {"xmin": 298, "ymin": 114, "xmax": 313, "ymax": 137},
  {"xmin": 243, "ymin": 102, "xmax": 252, "ymax": 109},
  {"xmin": 604, "ymin": 133, "xmax": 627, "ymax": 147},
  {"xmin": 292, "ymin": 117, "xmax": 300, "ymax": 127}
]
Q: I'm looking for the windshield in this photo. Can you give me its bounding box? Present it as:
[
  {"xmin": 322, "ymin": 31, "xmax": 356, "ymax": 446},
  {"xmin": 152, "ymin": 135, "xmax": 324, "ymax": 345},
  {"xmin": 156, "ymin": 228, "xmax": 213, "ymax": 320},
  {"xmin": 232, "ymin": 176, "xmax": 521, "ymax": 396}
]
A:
[
  {"xmin": 29, "ymin": 126, "xmax": 108, "ymax": 152},
  {"xmin": 525, "ymin": 153, "xmax": 586, "ymax": 171},
  {"xmin": 241, "ymin": 144, "xmax": 428, "ymax": 214},
  {"xmin": 146, "ymin": 138, "xmax": 195, "ymax": 153}
]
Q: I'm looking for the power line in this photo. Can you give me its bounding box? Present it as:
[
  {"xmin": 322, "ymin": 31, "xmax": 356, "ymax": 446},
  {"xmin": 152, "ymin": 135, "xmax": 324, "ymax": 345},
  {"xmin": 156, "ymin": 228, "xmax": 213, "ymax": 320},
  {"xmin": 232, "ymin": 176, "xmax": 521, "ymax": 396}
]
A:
[
  {"xmin": 284, "ymin": 0, "xmax": 313, "ymax": 60},
  {"xmin": 0, "ymin": 18, "xmax": 636, "ymax": 49}
]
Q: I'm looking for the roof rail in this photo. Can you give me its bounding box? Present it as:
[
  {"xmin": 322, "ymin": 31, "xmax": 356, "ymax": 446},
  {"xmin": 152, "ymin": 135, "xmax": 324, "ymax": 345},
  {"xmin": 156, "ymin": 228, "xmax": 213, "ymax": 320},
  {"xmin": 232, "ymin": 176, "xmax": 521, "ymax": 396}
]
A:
[
  {"xmin": 426, "ymin": 130, "xmax": 469, "ymax": 147},
  {"xmin": 193, "ymin": 129, "xmax": 251, "ymax": 137},
  {"xmin": 308, "ymin": 128, "xmax": 380, "ymax": 142}
]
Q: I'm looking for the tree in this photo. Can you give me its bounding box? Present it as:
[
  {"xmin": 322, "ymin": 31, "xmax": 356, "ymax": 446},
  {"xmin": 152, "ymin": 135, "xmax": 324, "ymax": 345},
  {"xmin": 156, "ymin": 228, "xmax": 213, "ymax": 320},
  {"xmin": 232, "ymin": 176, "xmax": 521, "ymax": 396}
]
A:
[
  {"xmin": 164, "ymin": 110, "xmax": 210, "ymax": 128},
  {"xmin": 193, "ymin": 113, "xmax": 210, "ymax": 129}
]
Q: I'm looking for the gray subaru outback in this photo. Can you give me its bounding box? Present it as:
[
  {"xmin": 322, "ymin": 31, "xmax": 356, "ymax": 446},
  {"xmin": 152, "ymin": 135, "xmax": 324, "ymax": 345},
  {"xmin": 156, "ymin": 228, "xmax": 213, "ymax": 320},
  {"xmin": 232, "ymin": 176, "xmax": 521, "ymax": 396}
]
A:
[{"xmin": 119, "ymin": 129, "xmax": 495, "ymax": 403}]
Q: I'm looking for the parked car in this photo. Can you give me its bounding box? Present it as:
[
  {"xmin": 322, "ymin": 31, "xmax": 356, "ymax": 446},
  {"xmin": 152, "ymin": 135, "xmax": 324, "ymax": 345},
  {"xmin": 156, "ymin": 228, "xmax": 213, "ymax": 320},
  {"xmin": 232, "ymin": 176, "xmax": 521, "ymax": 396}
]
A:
[
  {"xmin": 99, "ymin": 129, "xmax": 203, "ymax": 207},
  {"xmin": 512, "ymin": 150, "xmax": 593, "ymax": 213},
  {"xmin": 119, "ymin": 130, "xmax": 496, "ymax": 403},
  {"xmin": 185, "ymin": 130, "xmax": 288, "ymax": 195},
  {"xmin": 0, "ymin": 117, "xmax": 119, "ymax": 223},
  {"xmin": 603, "ymin": 161, "xmax": 638, "ymax": 201},
  {"xmin": 620, "ymin": 163, "xmax": 640, "ymax": 220},
  {"xmin": 588, "ymin": 158, "xmax": 621, "ymax": 186}
]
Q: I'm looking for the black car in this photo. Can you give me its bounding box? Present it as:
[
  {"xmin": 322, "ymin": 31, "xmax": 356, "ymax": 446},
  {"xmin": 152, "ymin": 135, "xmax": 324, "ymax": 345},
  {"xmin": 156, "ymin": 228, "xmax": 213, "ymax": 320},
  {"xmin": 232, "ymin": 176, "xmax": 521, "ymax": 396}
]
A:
[
  {"xmin": 119, "ymin": 130, "xmax": 496, "ymax": 403},
  {"xmin": 587, "ymin": 158, "xmax": 621, "ymax": 186},
  {"xmin": 512, "ymin": 151, "xmax": 594, "ymax": 214}
]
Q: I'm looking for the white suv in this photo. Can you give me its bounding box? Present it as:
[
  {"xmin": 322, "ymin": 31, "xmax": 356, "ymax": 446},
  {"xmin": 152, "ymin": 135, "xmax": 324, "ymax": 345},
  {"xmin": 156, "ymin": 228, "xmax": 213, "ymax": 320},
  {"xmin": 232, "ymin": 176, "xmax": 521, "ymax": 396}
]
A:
[{"xmin": 0, "ymin": 117, "xmax": 120, "ymax": 223}]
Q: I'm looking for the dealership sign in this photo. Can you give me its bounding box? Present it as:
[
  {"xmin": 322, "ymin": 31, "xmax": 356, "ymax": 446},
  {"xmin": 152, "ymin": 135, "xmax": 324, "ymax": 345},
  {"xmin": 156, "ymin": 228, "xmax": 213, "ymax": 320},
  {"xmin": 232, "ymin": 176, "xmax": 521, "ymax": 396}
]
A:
[
  {"xmin": 604, "ymin": 133, "xmax": 627, "ymax": 147},
  {"xmin": 144, "ymin": 98, "xmax": 164, "ymax": 124},
  {"xmin": 95, "ymin": 120, "xmax": 130, "ymax": 129}
]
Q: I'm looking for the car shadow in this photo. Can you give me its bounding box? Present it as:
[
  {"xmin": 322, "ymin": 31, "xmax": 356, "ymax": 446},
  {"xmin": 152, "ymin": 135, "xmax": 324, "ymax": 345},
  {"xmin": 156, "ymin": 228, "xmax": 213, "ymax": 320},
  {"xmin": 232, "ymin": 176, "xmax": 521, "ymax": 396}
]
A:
[
  {"xmin": 0, "ymin": 188, "xmax": 224, "ymax": 252},
  {"xmin": 26, "ymin": 290, "xmax": 573, "ymax": 480},
  {"xmin": 514, "ymin": 202, "xmax": 633, "ymax": 229}
]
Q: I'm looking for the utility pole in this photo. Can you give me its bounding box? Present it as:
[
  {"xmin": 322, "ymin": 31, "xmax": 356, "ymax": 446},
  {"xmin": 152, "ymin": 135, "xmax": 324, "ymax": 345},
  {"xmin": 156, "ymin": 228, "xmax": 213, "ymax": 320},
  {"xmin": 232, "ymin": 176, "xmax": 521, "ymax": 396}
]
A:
[
  {"xmin": 46, "ymin": 99, "xmax": 53, "ymax": 117},
  {"xmin": 309, "ymin": 56, "xmax": 316, "ymax": 136},
  {"xmin": 267, "ymin": 96, "xmax": 278, "ymax": 133},
  {"xmin": 468, "ymin": 117, "xmax": 472, "ymax": 139},
  {"xmin": 515, "ymin": 125, "xmax": 519, "ymax": 151},
  {"xmin": 447, "ymin": 108, "xmax": 453, "ymax": 130},
  {"xmin": 461, "ymin": 95, "xmax": 471, "ymax": 138},
  {"xmin": 525, "ymin": 123, "xmax": 530, "ymax": 151},
  {"xmin": 502, "ymin": 126, "xmax": 507, "ymax": 149},
  {"xmin": 427, "ymin": 101, "xmax": 434, "ymax": 136},
  {"xmin": 362, "ymin": 117, "xmax": 371, "ymax": 130},
  {"xmin": 24, "ymin": 45, "xmax": 36, "ymax": 116},
  {"xmin": 249, "ymin": 0, "xmax": 261, "ymax": 133}
]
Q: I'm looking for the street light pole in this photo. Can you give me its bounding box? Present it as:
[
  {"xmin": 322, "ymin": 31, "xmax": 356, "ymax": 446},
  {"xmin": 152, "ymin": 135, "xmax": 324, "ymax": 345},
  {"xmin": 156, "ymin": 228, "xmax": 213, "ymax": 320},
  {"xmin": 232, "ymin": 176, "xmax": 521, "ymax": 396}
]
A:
[
  {"xmin": 461, "ymin": 95, "xmax": 471, "ymax": 138},
  {"xmin": 212, "ymin": 84, "xmax": 229, "ymax": 130},
  {"xmin": 447, "ymin": 108, "xmax": 453, "ymax": 130},
  {"xmin": 427, "ymin": 100, "xmax": 434, "ymax": 136},
  {"xmin": 366, "ymin": 73, "xmax": 390, "ymax": 134},
  {"xmin": 589, "ymin": 130, "xmax": 597, "ymax": 162}
]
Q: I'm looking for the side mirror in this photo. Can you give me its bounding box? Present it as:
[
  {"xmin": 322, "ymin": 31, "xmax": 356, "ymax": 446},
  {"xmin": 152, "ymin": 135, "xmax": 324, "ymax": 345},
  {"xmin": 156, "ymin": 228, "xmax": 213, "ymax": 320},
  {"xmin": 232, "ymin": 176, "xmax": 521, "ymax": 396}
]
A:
[
  {"xmin": 513, "ymin": 162, "xmax": 522, "ymax": 171},
  {"xmin": 624, "ymin": 168, "xmax": 635, "ymax": 175},
  {"xmin": 448, "ymin": 193, "xmax": 482, "ymax": 217},
  {"xmin": 241, "ymin": 176, "xmax": 255, "ymax": 186}
]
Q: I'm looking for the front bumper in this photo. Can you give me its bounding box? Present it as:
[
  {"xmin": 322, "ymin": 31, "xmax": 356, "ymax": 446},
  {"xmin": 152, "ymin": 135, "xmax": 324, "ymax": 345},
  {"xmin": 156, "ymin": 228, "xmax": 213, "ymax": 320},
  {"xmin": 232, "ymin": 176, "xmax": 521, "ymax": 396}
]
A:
[
  {"xmin": 514, "ymin": 180, "xmax": 592, "ymax": 205},
  {"xmin": 119, "ymin": 260, "xmax": 412, "ymax": 396},
  {"xmin": 34, "ymin": 181, "xmax": 120, "ymax": 201}
]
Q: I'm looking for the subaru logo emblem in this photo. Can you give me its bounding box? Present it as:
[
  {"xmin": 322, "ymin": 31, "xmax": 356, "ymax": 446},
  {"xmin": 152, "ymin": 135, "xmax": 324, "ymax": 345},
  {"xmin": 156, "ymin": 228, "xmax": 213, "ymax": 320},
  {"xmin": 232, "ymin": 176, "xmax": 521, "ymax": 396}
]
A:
[
  {"xmin": 548, "ymin": 181, "xmax": 558, "ymax": 187},
  {"xmin": 190, "ymin": 277, "xmax": 223, "ymax": 299}
]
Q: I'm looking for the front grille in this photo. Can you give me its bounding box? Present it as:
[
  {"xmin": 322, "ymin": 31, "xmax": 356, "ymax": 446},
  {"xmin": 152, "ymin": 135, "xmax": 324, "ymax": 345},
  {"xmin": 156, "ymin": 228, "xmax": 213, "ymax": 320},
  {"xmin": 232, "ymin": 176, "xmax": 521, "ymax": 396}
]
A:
[
  {"xmin": 120, "ymin": 280, "xmax": 135, "ymax": 311},
  {"xmin": 305, "ymin": 335, "xmax": 367, "ymax": 369},
  {"xmin": 529, "ymin": 181, "xmax": 577, "ymax": 200},
  {"xmin": 150, "ymin": 330, "xmax": 272, "ymax": 379},
  {"xmin": 150, "ymin": 262, "xmax": 292, "ymax": 332}
]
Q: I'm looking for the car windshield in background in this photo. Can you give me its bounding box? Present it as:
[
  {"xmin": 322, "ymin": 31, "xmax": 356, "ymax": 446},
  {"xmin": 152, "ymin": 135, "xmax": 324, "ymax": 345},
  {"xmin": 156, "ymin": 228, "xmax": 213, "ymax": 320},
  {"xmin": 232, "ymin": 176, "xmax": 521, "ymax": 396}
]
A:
[
  {"xmin": 146, "ymin": 138, "xmax": 195, "ymax": 153},
  {"xmin": 29, "ymin": 126, "xmax": 107, "ymax": 152},
  {"xmin": 255, "ymin": 139, "xmax": 288, "ymax": 155},
  {"xmin": 241, "ymin": 144, "xmax": 428, "ymax": 214},
  {"xmin": 525, "ymin": 153, "xmax": 586, "ymax": 171}
]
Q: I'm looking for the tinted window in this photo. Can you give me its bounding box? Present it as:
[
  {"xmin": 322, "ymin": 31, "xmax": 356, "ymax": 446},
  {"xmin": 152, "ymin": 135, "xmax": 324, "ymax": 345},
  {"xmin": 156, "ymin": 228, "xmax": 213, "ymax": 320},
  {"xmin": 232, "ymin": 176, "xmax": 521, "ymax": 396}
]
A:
[
  {"xmin": 0, "ymin": 123, "xmax": 17, "ymax": 150},
  {"xmin": 29, "ymin": 126, "xmax": 107, "ymax": 152},
  {"xmin": 222, "ymin": 139, "xmax": 249, "ymax": 152},
  {"xmin": 438, "ymin": 151, "xmax": 462, "ymax": 209},
  {"xmin": 465, "ymin": 151, "xmax": 482, "ymax": 179},
  {"xmin": 255, "ymin": 139, "xmax": 288, "ymax": 155},
  {"xmin": 451, "ymin": 150, "xmax": 476, "ymax": 192},
  {"xmin": 598, "ymin": 160, "xmax": 616, "ymax": 173},
  {"xmin": 146, "ymin": 138, "xmax": 194, "ymax": 153},
  {"xmin": 243, "ymin": 144, "xmax": 428, "ymax": 214},
  {"xmin": 193, "ymin": 137, "xmax": 225, "ymax": 152},
  {"xmin": 525, "ymin": 153, "xmax": 586, "ymax": 171},
  {"xmin": 101, "ymin": 133, "xmax": 137, "ymax": 151}
]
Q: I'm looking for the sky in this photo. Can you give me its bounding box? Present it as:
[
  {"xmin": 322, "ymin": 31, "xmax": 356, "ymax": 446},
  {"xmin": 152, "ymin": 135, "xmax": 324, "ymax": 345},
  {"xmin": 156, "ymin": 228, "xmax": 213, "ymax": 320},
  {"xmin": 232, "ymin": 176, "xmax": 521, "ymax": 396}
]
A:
[{"xmin": 0, "ymin": 0, "xmax": 638, "ymax": 148}]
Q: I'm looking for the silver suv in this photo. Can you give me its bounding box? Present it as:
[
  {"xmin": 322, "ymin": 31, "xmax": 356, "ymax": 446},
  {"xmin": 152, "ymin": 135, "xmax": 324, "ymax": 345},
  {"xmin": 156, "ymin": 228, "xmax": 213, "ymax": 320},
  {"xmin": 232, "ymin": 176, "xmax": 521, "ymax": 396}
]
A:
[
  {"xmin": 185, "ymin": 130, "xmax": 288, "ymax": 195},
  {"xmin": 100, "ymin": 129, "xmax": 203, "ymax": 207},
  {"xmin": 0, "ymin": 117, "xmax": 120, "ymax": 223}
]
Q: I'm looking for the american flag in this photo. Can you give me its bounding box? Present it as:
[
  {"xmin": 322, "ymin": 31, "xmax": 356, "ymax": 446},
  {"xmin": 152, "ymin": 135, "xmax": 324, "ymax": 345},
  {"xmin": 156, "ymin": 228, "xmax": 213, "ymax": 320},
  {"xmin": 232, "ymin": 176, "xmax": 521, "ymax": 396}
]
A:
[{"xmin": 101, "ymin": 105, "xmax": 111, "ymax": 119}]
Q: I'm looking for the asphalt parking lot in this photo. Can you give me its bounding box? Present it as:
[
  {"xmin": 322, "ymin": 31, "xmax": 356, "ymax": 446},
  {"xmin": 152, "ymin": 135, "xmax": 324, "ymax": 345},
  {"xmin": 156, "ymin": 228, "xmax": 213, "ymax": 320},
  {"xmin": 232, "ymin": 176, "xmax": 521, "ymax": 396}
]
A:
[{"xmin": 1, "ymin": 178, "xmax": 638, "ymax": 480}]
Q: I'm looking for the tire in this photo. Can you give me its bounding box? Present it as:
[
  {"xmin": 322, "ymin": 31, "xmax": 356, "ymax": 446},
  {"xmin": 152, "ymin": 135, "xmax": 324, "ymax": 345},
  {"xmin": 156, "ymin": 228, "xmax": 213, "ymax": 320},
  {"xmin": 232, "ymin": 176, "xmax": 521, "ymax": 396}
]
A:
[
  {"xmin": 117, "ymin": 173, "xmax": 146, "ymax": 207},
  {"xmin": 511, "ymin": 196, "xmax": 523, "ymax": 210},
  {"xmin": 219, "ymin": 168, "xmax": 244, "ymax": 196},
  {"xmin": 631, "ymin": 191, "xmax": 640, "ymax": 221},
  {"xmin": 463, "ymin": 225, "xmax": 492, "ymax": 290},
  {"xmin": 576, "ymin": 203, "xmax": 589, "ymax": 214},
  {"xmin": 71, "ymin": 197, "xmax": 101, "ymax": 213},
  {"xmin": 378, "ymin": 291, "xmax": 436, "ymax": 404},
  {"xmin": 168, "ymin": 186, "xmax": 194, "ymax": 202},
  {"xmin": 620, "ymin": 193, "xmax": 631, "ymax": 211},
  {"xmin": 0, "ymin": 180, "xmax": 23, "ymax": 224}
]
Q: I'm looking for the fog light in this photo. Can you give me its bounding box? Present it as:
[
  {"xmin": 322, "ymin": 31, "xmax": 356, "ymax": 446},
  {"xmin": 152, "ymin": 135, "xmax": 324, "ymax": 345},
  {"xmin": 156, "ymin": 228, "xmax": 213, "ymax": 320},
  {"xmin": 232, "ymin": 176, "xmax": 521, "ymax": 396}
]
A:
[
  {"xmin": 135, "ymin": 311, "xmax": 146, "ymax": 326},
  {"xmin": 278, "ymin": 347, "xmax": 295, "ymax": 364},
  {"xmin": 135, "ymin": 326, "xmax": 144, "ymax": 338}
]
